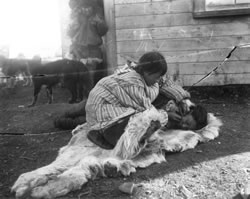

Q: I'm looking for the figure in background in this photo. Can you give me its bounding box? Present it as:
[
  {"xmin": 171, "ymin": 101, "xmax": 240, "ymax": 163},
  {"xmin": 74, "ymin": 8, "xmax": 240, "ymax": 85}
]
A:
[
  {"xmin": 68, "ymin": 0, "xmax": 108, "ymax": 87},
  {"xmin": 85, "ymin": 51, "xmax": 191, "ymax": 149}
]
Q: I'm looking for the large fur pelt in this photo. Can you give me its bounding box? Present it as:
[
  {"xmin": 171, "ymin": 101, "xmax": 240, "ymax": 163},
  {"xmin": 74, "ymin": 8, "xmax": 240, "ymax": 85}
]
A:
[{"xmin": 12, "ymin": 107, "xmax": 222, "ymax": 199}]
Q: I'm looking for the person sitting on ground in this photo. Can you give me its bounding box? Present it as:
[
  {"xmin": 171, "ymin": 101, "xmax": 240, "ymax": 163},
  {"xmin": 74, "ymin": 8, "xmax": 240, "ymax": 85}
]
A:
[{"xmin": 84, "ymin": 51, "xmax": 193, "ymax": 149}]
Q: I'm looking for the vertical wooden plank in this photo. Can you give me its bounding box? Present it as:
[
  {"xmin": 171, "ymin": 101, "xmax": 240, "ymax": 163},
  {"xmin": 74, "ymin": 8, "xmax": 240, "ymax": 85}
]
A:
[
  {"xmin": 104, "ymin": 0, "xmax": 117, "ymax": 74},
  {"xmin": 193, "ymin": 0, "xmax": 205, "ymax": 12},
  {"xmin": 193, "ymin": 0, "xmax": 206, "ymax": 18}
]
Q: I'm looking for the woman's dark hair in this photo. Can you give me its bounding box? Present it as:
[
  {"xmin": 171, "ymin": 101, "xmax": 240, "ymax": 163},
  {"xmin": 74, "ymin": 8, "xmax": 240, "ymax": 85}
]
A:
[
  {"xmin": 134, "ymin": 51, "xmax": 167, "ymax": 76},
  {"xmin": 191, "ymin": 105, "xmax": 208, "ymax": 130}
]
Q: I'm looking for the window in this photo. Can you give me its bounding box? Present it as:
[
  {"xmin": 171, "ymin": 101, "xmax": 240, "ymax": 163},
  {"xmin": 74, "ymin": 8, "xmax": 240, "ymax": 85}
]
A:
[{"xmin": 193, "ymin": 0, "xmax": 250, "ymax": 18}]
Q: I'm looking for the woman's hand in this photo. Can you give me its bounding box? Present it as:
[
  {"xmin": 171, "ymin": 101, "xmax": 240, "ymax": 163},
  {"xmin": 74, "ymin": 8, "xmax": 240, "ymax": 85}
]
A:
[{"xmin": 178, "ymin": 99, "xmax": 195, "ymax": 115}]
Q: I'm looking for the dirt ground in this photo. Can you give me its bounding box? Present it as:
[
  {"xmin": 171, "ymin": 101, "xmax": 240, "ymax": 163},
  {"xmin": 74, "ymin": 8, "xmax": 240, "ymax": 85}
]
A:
[{"xmin": 0, "ymin": 83, "xmax": 250, "ymax": 199}]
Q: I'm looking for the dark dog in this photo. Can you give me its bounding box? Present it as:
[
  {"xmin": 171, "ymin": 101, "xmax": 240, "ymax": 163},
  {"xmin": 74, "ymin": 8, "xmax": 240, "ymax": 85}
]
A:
[{"xmin": 28, "ymin": 59, "xmax": 92, "ymax": 107}]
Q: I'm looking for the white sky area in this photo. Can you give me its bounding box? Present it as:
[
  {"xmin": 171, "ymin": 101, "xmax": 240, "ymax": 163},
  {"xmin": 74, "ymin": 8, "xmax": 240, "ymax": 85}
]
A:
[{"xmin": 0, "ymin": 0, "xmax": 62, "ymax": 58}]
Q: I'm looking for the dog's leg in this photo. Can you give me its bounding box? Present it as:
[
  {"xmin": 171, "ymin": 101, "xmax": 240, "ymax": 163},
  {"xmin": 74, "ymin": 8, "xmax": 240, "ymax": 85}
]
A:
[
  {"xmin": 66, "ymin": 81, "xmax": 77, "ymax": 104},
  {"xmin": 21, "ymin": 72, "xmax": 29, "ymax": 87},
  {"xmin": 77, "ymin": 83, "xmax": 84, "ymax": 101},
  {"xmin": 28, "ymin": 75, "xmax": 33, "ymax": 86},
  {"xmin": 28, "ymin": 83, "xmax": 41, "ymax": 107},
  {"xmin": 23, "ymin": 70, "xmax": 32, "ymax": 87},
  {"xmin": 26, "ymin": 62, "xmax": 32, "ymax": 86},
  {"xmin": 82, "ymin": 69, "xmax": 93, "ymax": 98},
  {"xmin": 46, "ymin": 86, "xmax": 53, "ymax": 104}
]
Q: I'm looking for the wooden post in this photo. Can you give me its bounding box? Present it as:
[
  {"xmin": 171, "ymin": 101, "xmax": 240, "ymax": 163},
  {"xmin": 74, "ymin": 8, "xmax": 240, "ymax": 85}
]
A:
[{"xmin": 104, "ymin": 0, "xmax": 117, "ymax": 74}]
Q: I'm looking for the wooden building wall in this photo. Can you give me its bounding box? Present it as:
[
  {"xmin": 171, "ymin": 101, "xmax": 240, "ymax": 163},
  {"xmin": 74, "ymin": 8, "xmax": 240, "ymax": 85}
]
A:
[{"xmin": 104, "ymin": 0, "xmax": 250, "ymax": 86}]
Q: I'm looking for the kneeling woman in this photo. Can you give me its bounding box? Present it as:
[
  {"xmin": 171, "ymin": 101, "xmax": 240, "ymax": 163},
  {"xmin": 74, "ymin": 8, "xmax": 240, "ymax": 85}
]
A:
[{"xmin": 86, "ymin": 51, "xmax": 191, "ymax": 149}]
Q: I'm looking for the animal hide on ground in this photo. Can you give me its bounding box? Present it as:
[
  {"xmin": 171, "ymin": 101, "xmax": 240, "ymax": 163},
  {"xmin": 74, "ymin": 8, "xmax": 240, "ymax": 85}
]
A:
[{"xmin": 12, "ymin": 108, "xmax": 222, "ymax": 199}]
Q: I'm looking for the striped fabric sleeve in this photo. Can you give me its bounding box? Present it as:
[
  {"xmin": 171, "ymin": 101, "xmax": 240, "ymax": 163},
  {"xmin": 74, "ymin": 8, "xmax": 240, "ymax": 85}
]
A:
[
  {"xmin": 118, "ymin": 85, "xmax": 154, "ymax": 111},
  {"xmin": 160, "ymin": 76, "xmax": 190, "ymax": 102}
]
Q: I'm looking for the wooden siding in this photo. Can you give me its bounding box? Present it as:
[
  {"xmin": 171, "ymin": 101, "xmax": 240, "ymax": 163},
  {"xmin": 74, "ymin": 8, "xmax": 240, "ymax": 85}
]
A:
[
  {"xmin": 112, "ymin": 0, "xmax": 250, "ymax": 86},
  {"xmin": 104, "ymin": 0, "xmax": 117, "ymax": 74}
]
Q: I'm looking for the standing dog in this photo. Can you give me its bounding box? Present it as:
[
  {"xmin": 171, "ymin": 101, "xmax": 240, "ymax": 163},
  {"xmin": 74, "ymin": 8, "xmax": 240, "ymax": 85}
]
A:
[{"xmin": 28, "ymin": 59, "xmax": 92, "ymax": 107}]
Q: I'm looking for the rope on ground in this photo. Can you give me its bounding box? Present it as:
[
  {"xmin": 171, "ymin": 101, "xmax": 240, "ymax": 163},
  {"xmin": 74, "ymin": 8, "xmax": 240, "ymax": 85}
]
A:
[{"xmin": 0, "ymin": 130, "xmax": 72, "ymax": 136}]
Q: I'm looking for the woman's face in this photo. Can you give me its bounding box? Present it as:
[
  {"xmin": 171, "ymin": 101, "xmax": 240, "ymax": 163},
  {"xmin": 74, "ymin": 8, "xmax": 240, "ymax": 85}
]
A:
[{"xmin": 143, "ymin": 71, "xmax": 162, "ymax": 86}]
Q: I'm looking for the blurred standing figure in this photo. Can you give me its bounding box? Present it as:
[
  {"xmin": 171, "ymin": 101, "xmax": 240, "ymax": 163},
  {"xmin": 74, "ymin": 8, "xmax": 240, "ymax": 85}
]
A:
[{"xmin": 68, "ymin": 0, "xmax": 108, "ymax": 87}]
